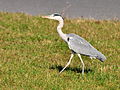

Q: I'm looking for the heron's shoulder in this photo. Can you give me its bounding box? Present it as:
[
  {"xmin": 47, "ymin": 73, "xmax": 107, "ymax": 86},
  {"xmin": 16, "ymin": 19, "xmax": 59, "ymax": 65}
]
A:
[
  {"xmin": 66, "ymin": 33, "xmax": 93, "ymax": 47},
  {"xmin": 67, "ymin": 33, "xmax": 86, "ymax": 41}
]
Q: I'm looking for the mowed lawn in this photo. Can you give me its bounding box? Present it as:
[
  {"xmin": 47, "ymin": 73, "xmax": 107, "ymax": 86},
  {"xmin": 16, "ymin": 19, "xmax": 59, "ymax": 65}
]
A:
[{"xmin": 0, "ymin": 12, "xmax": 119, "ymax": 89}]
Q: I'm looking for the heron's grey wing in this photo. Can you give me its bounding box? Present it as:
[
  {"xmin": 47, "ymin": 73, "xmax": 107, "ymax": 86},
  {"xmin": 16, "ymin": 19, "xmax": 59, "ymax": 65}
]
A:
[
  {"xmin": 66, "ymin": 33, "xmax": 106, "ymax": 61},
  {"xmin": 67, "ymin": 34, "xmax": 100, "ymax": 56}
]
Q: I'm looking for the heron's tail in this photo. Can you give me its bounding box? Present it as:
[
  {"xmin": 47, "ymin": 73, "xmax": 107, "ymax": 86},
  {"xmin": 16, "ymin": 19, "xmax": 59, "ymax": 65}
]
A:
[{"xmin": 96, "ymin": 52, "xmax": 106, "ymax": 62}]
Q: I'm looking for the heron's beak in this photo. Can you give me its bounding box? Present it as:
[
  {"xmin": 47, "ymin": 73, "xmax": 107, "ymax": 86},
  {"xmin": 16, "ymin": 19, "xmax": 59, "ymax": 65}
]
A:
[{"xmin": 41, "ymin": 16, "xmax": 50, "ymax": 19}]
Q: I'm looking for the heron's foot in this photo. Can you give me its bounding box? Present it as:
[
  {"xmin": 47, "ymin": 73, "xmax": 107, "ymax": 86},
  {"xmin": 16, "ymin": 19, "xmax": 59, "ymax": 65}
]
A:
[
  {"xmin": 82, "ymin": 70, "xmax": 84, "ymax": 75},
  {"xmin": 59, "ymin": 68, "xmax": 65, "ymax": 74}
]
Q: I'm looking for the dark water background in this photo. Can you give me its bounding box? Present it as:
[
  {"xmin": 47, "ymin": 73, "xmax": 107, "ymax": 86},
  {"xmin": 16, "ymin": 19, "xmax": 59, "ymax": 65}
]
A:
[{"xmin": 0, "ymin": 0, "xmax": 120, "ymax": 19}]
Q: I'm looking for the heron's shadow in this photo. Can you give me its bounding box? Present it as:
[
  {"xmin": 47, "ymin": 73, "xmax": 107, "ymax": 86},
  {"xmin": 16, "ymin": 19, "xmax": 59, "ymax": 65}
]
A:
[{"xmin": 49, "ymin": 65, "xmax": 93, "ymax": 73}]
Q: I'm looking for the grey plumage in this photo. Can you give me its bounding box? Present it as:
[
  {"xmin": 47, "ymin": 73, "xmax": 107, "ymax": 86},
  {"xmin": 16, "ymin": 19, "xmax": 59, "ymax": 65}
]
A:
[
  {"xmin": 66, "ymin": 33, "xmax": 106, "ymax": 62},
  {"xmin": 42, "ymin": 13, "xmax": 106, "ymax": 75}
]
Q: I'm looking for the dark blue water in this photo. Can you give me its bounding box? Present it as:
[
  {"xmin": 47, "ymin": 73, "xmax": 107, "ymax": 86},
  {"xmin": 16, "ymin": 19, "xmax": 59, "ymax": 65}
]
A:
[{"xmin": 0, "ymin": 0, "xmax": 120, "ymax": 19}]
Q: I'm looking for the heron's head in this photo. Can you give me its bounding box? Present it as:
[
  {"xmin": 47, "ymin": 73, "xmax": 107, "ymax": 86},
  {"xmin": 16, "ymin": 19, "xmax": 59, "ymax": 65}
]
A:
[{"xmin": 42, "ymin": 13, "xmax": 63, "ymax": 21}]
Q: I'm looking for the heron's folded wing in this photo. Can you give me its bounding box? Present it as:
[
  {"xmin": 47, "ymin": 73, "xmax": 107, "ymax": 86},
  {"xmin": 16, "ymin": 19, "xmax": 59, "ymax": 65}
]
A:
[{"xmin": 67, "ymin": 34, "xmax": 98, "ymax": 56}]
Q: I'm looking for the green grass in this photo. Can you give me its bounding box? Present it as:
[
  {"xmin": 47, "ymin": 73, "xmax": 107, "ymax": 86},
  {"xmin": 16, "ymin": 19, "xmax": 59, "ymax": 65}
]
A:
[{"xmin": 0, "ymin": 12, "xmax": 120, "ymax": 90}]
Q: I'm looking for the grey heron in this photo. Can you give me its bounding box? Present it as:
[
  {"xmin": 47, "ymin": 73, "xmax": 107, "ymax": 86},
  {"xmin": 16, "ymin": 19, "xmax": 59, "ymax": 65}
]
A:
[{"xmin": 42, "ymin": 13, "xmax": 106, "ymax": 75}]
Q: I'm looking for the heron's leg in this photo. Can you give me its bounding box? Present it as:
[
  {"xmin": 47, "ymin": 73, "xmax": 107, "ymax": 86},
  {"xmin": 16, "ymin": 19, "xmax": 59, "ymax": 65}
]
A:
[
  {"xmin": 59, "ymin": 54, "xmax": 74, "ymax": 74},
  {"xmin": 77, "ymin": 54, "xmax": 85, "ymax": 75}
]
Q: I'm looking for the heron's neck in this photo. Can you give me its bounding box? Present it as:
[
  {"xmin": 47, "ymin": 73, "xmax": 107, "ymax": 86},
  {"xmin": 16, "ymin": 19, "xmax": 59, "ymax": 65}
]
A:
[{"xmin": 57, "ymin": 20, "xmax": 67, "ymax": 42}]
